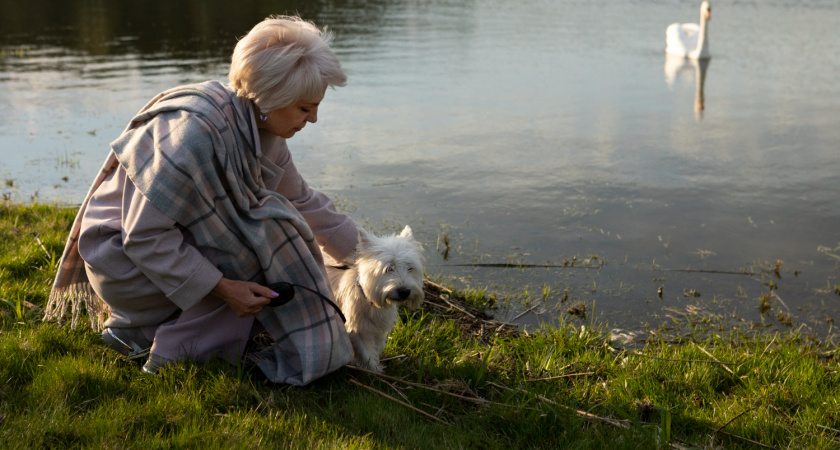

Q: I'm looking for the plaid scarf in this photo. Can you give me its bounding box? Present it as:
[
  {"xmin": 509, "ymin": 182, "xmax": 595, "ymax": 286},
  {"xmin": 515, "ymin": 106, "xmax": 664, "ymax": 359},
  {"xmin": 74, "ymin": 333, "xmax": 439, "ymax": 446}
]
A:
[{"xmin": 45, "ymin": 81, "xmax": 333, "ymax": 332}]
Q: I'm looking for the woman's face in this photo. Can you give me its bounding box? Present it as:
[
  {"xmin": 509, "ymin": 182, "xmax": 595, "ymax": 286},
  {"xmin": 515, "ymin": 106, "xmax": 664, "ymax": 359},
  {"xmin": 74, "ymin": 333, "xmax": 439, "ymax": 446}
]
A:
[{"xmin": 260, "ymin": 90, "xmax": 325, "ymax": 139}]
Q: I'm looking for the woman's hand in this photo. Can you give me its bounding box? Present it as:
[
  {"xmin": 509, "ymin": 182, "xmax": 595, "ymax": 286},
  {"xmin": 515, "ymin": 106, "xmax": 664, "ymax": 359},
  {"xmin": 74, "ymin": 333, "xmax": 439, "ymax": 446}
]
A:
[{"xmin": 211, "ymin": 277, "xmax": 277, "ymax": 317}]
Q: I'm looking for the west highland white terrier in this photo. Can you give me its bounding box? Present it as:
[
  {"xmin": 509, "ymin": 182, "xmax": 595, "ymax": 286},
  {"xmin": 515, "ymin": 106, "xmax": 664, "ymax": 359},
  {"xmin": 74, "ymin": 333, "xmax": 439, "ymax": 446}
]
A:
[{"xmin": 327, "ymin": 226, "xmax": 425, "ymax": 372}]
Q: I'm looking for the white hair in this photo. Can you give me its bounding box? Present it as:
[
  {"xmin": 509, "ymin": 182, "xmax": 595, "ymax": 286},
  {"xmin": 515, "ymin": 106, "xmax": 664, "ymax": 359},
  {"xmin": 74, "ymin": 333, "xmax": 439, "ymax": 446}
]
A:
[{"xmin": 228, "ymin": 15, "xmax": 347, "ymax": 111}]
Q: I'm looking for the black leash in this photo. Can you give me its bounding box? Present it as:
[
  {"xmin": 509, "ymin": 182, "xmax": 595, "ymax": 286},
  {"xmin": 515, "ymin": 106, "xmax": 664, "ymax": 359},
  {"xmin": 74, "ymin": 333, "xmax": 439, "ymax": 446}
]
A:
[{"xmin": 264, "ymin": 281, "xmax": 346, "ymax": 323}]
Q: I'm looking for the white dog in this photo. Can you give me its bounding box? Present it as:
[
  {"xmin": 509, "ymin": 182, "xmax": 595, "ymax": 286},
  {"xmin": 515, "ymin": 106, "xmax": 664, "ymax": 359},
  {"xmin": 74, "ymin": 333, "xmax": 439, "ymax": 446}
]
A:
[{"xmin": 327, "ymin": 226, "xmax": 425, "ymax": 372}]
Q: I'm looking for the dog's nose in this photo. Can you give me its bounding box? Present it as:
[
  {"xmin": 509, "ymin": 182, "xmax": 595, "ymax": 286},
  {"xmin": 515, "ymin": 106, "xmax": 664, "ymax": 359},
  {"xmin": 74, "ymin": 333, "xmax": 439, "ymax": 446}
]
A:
[{"xmin": 396, "ymin": 288, "xmax": 411, "ymax": 300}]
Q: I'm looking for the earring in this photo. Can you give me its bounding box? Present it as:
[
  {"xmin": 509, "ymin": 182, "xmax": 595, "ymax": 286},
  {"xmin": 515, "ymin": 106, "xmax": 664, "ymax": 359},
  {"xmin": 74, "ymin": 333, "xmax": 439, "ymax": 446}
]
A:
[{"xmin": 259, "ymin": 113, "xmax": 268, "ymax": 122}]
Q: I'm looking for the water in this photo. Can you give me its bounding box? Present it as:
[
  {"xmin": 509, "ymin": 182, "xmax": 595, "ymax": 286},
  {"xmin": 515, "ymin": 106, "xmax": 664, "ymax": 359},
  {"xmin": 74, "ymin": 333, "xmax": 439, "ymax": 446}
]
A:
[{"xmin": 2, "ymin": 0, "xmax": 839, "ymax": 336}]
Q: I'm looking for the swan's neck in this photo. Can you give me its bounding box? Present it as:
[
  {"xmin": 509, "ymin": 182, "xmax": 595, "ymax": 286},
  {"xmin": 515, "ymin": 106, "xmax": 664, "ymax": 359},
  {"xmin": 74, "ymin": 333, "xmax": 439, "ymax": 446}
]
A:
[{"xmin": 692, "ymin": 15, "xmax": 710, "ymax": 59}]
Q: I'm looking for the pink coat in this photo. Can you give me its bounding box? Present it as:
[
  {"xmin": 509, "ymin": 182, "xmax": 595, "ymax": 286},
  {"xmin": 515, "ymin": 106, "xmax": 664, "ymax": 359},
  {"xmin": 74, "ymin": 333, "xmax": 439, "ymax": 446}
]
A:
[{"xmin": 79, "ymin": 125, "xmax": 358, "ymax": 329}]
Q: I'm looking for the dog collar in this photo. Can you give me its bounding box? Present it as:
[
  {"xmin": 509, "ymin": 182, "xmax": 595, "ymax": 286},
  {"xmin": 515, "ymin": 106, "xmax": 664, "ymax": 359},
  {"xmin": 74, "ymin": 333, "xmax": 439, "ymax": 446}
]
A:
[
  {"xmin": 355, "ymin": 276, "xmax": 366, "ymax": 296},
  {"xmin": 356, "ymin": 276, "xmax": 375, "ymax": 305}
]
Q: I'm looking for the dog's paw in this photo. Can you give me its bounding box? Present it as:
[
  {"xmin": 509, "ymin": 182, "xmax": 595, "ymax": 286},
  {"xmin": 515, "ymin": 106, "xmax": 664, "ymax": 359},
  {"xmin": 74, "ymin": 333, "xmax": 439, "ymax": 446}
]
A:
[{"xmin": 355, "ymin": 356, "xmax": 384, "ymax": 373}]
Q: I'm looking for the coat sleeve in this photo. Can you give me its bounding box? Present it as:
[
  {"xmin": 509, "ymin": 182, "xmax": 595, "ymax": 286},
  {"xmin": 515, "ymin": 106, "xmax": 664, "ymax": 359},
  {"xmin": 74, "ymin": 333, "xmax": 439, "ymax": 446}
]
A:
[
  {"xmin": 271, "ymin": 140, "xmax": 359, "ymax": 262},
  {"xmin": 121, "ymin": 177, "xmax": 223, "ymax": 311}
]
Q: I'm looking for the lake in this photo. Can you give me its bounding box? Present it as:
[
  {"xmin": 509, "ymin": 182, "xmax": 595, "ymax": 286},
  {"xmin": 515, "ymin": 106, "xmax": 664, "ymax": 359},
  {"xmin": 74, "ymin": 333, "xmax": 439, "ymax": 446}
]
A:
[{"xmin": 1, "ymin": 0, "xmax": 839, "ymax": 337}]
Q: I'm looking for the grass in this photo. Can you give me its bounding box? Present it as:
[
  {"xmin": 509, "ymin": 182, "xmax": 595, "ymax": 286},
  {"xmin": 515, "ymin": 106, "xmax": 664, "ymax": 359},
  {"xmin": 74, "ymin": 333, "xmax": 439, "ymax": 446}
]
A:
[{"xmin": 1, "ymin": 202, "xmax": 839, "ymax": 449}]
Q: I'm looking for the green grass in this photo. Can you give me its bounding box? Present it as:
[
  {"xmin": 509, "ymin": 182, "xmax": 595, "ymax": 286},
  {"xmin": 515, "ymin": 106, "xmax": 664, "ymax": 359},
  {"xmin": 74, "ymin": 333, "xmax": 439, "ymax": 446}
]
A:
[{"xmin": 1, "ymin": 202, "xmax": 839, "ymax": 449}]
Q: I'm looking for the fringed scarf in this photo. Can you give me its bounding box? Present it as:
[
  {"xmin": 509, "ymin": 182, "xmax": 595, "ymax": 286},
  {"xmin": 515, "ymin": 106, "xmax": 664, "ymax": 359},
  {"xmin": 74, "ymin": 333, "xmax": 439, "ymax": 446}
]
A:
[{"xmin": 45, "ymin": 81, "xmax": 332, "ymax": 331}]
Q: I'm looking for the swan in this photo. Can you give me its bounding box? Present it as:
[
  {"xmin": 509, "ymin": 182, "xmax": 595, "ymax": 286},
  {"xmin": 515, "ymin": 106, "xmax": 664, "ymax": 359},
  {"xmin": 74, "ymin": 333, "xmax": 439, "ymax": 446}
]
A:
[{"xmin": 665, "ymin": 1, "xmax": 711, "ymax": 60}]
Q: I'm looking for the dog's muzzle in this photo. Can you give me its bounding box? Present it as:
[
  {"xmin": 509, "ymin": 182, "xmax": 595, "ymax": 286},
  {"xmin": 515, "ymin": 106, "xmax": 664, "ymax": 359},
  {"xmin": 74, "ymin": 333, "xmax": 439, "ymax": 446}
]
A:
[{"xmin": 386, "ymin": 287, "xmax": 413, "ymax": 302}]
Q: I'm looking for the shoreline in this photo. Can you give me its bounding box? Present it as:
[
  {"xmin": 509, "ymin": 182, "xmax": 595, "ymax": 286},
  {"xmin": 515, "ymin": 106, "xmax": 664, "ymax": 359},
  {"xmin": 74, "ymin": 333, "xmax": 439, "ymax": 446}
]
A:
[{"xmin": 2, "ymin": 202, "xmax": 839, "ymax": 448}]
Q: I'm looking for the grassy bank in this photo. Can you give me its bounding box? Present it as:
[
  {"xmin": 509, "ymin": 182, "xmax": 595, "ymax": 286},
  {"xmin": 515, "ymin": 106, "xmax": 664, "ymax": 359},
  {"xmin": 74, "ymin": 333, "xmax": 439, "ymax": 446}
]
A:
[{"xmin": 1, "ymin": 203, "xmax": 839, "ymax": 449}]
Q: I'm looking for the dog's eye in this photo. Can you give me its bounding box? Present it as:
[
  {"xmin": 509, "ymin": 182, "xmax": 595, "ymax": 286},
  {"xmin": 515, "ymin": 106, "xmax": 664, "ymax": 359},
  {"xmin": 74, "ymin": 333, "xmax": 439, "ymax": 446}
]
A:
[
  {"xmin": 407, "ymin": 267, "xmax": 413, "ymax": 272},
  {"xmin": 386, "ymin": 265, "xmax": 394, "ymax": 273}
]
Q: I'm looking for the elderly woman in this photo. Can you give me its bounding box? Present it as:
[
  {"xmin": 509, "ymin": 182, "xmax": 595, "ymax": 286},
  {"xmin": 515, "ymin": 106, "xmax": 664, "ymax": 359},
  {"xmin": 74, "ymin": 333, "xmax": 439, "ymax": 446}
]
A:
[{"xmin": 46, "ymin": 16, "xmax": 357, "ymax": 382}]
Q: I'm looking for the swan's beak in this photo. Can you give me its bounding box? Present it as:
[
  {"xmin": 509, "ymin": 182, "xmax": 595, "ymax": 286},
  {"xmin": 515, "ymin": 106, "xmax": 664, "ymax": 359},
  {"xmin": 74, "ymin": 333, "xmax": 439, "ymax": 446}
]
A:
[{"xmin": 705, "ymin": 10, "xmax": 711, "ymax": 20}]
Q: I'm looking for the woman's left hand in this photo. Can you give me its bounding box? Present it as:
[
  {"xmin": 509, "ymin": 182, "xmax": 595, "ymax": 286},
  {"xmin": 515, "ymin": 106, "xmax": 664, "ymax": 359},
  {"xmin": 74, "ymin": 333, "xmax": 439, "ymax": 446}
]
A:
[{"xmin": 210, "ymin": 277, "xmax": 277, "ymax": 317}]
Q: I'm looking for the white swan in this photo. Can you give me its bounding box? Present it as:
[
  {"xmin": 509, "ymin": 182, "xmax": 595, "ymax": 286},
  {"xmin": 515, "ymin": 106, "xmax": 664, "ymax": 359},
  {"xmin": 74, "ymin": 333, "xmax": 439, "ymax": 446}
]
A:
[{"xmin": 665, "ymin": 1, "xmax": 711, "ymax": 60}]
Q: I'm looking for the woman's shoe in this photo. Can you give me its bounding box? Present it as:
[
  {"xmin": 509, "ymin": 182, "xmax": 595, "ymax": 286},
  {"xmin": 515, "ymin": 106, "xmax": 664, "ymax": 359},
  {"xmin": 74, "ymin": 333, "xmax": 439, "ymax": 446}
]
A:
[
  {"xmin": 141, "ymin": 353, "xmax": 174, "ymax": 374},
  {"xmin": 102, "ymin": 327, "xmax": 151, "ymax": 361}
]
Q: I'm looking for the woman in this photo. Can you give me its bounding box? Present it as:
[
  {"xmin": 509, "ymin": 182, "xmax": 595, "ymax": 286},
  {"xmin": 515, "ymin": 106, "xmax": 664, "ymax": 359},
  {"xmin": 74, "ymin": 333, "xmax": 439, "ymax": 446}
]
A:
[{"xmin": 46, "ymin": 16, "xmax": 358, "ymax": 382}]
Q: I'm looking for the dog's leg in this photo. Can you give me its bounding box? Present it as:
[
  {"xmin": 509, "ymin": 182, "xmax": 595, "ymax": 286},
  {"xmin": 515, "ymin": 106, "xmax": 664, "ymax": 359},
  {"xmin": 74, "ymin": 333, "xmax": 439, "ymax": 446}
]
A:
[
  {"xmin": 373, "ymin": 333, "xmax": 389, "ymax": 366},
  {"xmin": 349, "ymin": 331, "xmax": 383, "ymax": 372},
  {"xmin": 363, "ymin": 334, "xmax": 383, "ymax": 372}
]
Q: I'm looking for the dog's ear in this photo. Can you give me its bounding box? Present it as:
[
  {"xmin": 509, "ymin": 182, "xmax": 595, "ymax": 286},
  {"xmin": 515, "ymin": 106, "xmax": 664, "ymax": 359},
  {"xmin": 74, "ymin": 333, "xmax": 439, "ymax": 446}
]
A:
[
  {"xmin": 358, "ymin": 227, "xmax": 373, "ymax": 247},
  {"xmin": 398, "ymin": 225, "xmax": 414, "ymax": 240}
]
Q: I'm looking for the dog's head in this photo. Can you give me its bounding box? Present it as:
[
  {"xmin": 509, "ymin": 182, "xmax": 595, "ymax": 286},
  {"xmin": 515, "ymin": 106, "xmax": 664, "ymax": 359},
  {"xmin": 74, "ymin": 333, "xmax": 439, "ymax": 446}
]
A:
[{"xmin": 356, "ymin": 225, "xmax": 425, "ymax": 310}]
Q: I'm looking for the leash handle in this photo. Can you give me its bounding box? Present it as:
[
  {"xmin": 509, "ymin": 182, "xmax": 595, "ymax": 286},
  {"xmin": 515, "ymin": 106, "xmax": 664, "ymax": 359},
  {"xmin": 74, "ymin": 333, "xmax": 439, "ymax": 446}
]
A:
[
  {"xmin": 265, "ymin": 281, "xmax": 346, "ymax": 323},
  {"xmin": 264, "ymin": 281, "xmax": 295, "ymax": 307}
]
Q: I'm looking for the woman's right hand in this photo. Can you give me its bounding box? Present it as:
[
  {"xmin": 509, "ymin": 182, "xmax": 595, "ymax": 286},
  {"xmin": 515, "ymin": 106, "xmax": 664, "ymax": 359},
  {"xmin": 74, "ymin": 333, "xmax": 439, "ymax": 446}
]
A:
[{"xmin": 210, "ymin": 277, "xmax": 277, "ymax": 317}]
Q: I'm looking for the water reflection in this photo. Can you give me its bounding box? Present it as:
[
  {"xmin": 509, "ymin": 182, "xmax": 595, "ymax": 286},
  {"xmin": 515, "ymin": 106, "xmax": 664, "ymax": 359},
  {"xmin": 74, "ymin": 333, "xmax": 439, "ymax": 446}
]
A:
[
  {"xmin": 0, "ymin": 0, "xmax": 407, "ymax": 64},
  {"xmin": 664, "ymin": 54, "xmax": 710, "ymax": 120},
  {"xmin": 2, "ymin": 0, "xmax": 840, "ymax": 337}
]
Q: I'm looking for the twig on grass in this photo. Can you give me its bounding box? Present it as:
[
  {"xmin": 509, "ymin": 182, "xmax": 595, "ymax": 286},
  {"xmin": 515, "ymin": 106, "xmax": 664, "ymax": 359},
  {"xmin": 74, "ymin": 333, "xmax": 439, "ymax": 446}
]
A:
[
  {"xmin": 533, "ymin": 392, "xmax": 630, "ymax": 429},
  {"xmin": 423, "ymin": 301, "xmax": 449, "ymax": 311},
  {"xmin": 349, "ymin": 379, "xmax": 450, "ymax": 425},
  {"xmin": 759, "ymin": 335, "xmax": 778, "ymax": 359},
  {"xmin": 805, "ymin": 432, "xmax": 840, "ymax": 445},
  {"xmin": 440, "ymin": 295, "xmax": 476, "ymax": 318},
  {"xmin": 525, "ymin": 372, "xmax": 595, "ymax": 382},
  {"xmin": 626, "ymin": 351, "xmax": 734, "ymax": 366},
  {"xmin": 662, "ymin": 268, "xmax": 756, "ymax": 276},
  {"xmin": 382, "ymin": 379, "xmax": 410, "ymax": 403},
  {"xmin": 422, "ymin": 279, "xmax": 519, "ymax": 342},
  {"xmin": 771, "ymin": 291, "xmax": 790, "ymax": 312},
  {"xmin": 714, "ymin": 429, "xmax": 780, "ymax": 450},
  {"xmin": 512, "ymin": 304, "xmax": 538, "ymax": 321},
  {"xmin": 817, "ymin": 424, "xmax": 840, "ymax": 435},
  {"xmin": 554, "ymin": 362, "xmax": 578, "ymax": 374},
  {"xmin": 488, "ymin": 320, "xmax": 518, "ymax": 330},
  {"xmin": 347, "ymin": 365, "xmax": 512, "ymax": 408},
  {"xmin": 421, "ymin": 402, "xmax": 451, "ymax": 420},
  {"xmin": 673, "ymin": 437, "xmax": 704, "ymax": 449},
  {"xmin": 423, "ymin": 279, "xmax": 453, "ymax": 294},
  {"xmin": 34, "ymin": 236, "xmax": 50, "ymax": 260},
  {"xmin": 76, "ymin": 396, "xmax": 100, "ymax": 409},
  {"xmin": 780, "ymin": 349, "xmax": 816, "ymax": 374},
  {"xmin": 441, "ymin": 263, "xmax": 599, "ymax": 269},
  {"xmin": 488, "ymin": 382, "xmax": 631, "ymax": 429},
  {"xmin": 692, "ymin": 342, "xmax": 734, "ymax": 375},
  {"xmin": 714, "ymin": 404, "xmax": 757, "ymax": 433}
]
